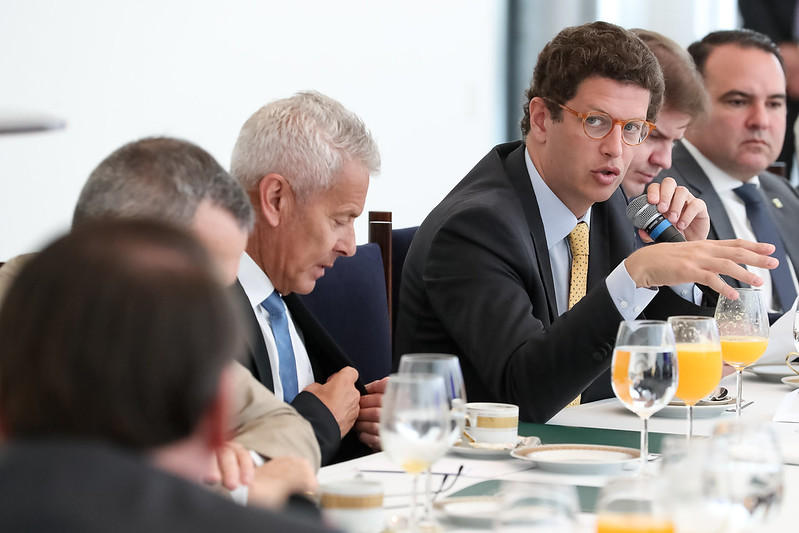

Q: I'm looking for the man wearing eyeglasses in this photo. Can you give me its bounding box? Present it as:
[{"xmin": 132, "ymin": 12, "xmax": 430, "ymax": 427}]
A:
[{"xmin": 394, "ymin": 21, "xmax": 778, "ymax": 423}]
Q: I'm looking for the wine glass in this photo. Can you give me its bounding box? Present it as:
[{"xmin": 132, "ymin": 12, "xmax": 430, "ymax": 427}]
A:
[
  {"xmin": 707, "ymin": 420, "xmax": 783, "ymax": 529},
  {"xmin": 667, "ymin": 316, "xmax": 723, "ymax": 439},
  {"xmin": 611, "ymin": 320, "xmax": 678, "ymax": 473},
  {"xmin": 379, "ymin": 373, "xmax": 450, "ymax": 532},
  {"xmin": 595, "ymin": 476, "xmax": 674, "ymax": 533},
  {"xmin": 493, "ymin": 481, "xmax": 578, "ymax": 532},
  {"xmin": 398, "ymin": 353, "xmax": 467, "ymax": 528},
  {"xmin": 714, "ymin": 288, "xmax": 769, "ymax": 416}
]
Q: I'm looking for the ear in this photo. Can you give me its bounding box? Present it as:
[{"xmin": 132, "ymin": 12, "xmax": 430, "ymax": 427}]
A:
[
  {"xmin": 256, "ymin": 173, "xmax": 293, "ymax": 227},
  {"xmin": 527, "ymin": 97, "xmax": 551, "ymax": 143},
  {"xmin": 202, "ymin": 365, "xmax": 234, "ymax": 450}
]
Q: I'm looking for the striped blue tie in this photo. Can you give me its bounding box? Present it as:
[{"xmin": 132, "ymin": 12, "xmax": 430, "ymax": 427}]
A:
[{"xmin": 261, "ymin": 291, "xmax": 299, "ymax": 402}]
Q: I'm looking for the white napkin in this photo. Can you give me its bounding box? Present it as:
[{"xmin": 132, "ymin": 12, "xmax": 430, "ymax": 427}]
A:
[
  {"xmin": 772, "ymin": 389, "xmax": 799, "ymax": 423},
  {"xmin": 752, "ymin": 297, "xmax": 797, "ymax": 365}
]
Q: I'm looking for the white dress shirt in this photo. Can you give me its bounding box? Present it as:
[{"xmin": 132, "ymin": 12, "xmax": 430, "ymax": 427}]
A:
[
  {"xmin": 682, "ymin": 139, "xmax": 799, "ymax": 313},
  {"xmin": 524, "ymin": 149, "xmax": 657, "ymax": 319},
  {"xmin": 237, "ymin": 253, "xmax": 315, "ymax": 400}
]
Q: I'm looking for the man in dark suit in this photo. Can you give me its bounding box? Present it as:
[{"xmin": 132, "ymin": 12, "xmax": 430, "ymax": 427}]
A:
[
  {"xmin": 230, "ymin": 91, "xmax": 386, "ymax": 464},
  {"xmin": 394, "ymin": 22, "xmax": 778, "ymax": 423},
  {"xmin": 0, "ymin": 221, "xmax": 333, "ymax": 532},
  {"xmin": 657, "ymin": 29, "xmax": 799, "ymax": 318}
]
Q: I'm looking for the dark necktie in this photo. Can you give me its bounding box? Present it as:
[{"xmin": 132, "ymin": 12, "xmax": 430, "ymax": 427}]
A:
[
  {"xmin": 734, "ymin": 183, "xmax": 797, "ymax": 312},
  {"xmin": 261, "ymin": 290, "xmax": 299, "ymax": 402}
]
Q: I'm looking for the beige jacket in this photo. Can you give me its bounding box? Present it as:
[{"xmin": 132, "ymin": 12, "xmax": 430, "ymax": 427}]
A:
[{"xmin": 0, "ymin": 254, "xmax": 321, "ymax": 470}]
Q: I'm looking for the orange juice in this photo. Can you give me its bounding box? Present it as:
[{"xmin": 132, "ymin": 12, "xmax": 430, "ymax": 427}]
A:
[
  {"xmin": 721, "ymin": 336, "xmax": 769, "ymax": 369},
  {"xmin": 611, "ymin": 350, "xmax": 633, "ymax": 405},
  {"xmin": 675, "ymin": 343, "xmax": 722, "ymax": 405},
  {"xmin": 596, "ymin": 513, "xmax": 674, "ymax": 533}
]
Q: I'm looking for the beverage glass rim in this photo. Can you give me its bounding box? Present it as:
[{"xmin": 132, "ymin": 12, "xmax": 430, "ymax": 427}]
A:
[
  {"xmin": 667, "ymin": 315, "xmax": 717, "ymax": 322},
  {"xmin": 399, "ymin": 353, "xmax": 458, "ymax": 362},
  {"xmin": 387, "ymin": 372, "xmax": 445, "ymax": 385}
]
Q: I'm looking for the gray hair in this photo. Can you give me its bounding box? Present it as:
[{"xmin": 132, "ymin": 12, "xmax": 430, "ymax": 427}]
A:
[
  {"xmin": 73, "ymin": 137, "xmax": 254, "ymax": 231},
  {"xmin": 230, "ymin": 91, "xmax": 381, "ymax": 201}
]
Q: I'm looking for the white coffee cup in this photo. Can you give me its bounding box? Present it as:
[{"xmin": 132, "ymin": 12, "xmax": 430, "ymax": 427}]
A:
[
  {"xmin": 319, "ymin": 479, "xmax": 384, "ymax": 533},
  {"xmin": 463, "ymin": 402, "xmax": 519, "ymax": 444}
]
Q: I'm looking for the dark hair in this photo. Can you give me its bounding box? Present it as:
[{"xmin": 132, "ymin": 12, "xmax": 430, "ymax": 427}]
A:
[
  {"xmin": 0, "ymin": 220, "xmax": 245, "ymax": 448},
  {"xmin": 73, "ymin": 137, "xmax": 254, "ymax": 231},
  {"xmin": 521, "ymin": 21, "xmax": 664, "ymax": 137},
  {"xmin": 688, "ymin": 29, "xmax": 784, "ymax": 76},
  {"xmin": 632, "ymin": 29, "xmax": 709, "ymax": 123}
]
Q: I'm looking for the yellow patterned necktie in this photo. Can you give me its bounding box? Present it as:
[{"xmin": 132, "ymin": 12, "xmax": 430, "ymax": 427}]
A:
[{"xmin": 566, "ymin": 221, "xmax": 589, "ymax": 407}]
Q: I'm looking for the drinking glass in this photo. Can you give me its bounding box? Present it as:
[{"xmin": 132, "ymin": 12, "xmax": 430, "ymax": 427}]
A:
[
  {"xmin": 707, "ymin": 420, "xmax": 783, "ymax": 529},
  {"xmin": 714, "ymin": 288, "xmax": 769, "ymax": 416},
  {"xmin": 379, "ymin": 373, "xmax": 450, "ymax": 532},
  {"xmin": 493, "ymin": 481, "xmax": 578, "ymax": 533},
  {"xmin": 667, "ymin": 316, "xmax": 723, "ymax": 438},
  {"xmin": 611, "ymin": 320, "xmax": 678, "ymax": 473},
  {"xmin": 595, "ymin": 476, "xmax": 674, "ymax": 533},
  {"xmin": 398, "ymin": 353, "xmax": 467, "ymax": 528}
]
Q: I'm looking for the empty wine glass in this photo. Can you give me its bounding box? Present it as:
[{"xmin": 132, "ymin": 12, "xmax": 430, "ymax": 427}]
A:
[
  {"xmin": 398, "ymin": 353, "xmax": 467, "ymax": 529},
  {"xmin": 667, "ymin": 316, "xmax": 723, "ymax": 438},
  {"xmin": 493, "ymin": 481, "xmax": 578, "ymax": 533},
  {"xmin": 379, "ymin": 373, "xmax": 450, "ymax": 532},
  {"xmin": 715, "ymin": 288, "xmax": 769, "ymax": 417},
  {"xmin": 611, "ymin": 320, "xmax": 678, "ymax": 473}
]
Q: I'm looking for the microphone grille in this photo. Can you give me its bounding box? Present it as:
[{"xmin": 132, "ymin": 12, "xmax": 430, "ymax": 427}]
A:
[{"xmin": 625, "ymin": 194, "xmax": 659, "ymax": 229}]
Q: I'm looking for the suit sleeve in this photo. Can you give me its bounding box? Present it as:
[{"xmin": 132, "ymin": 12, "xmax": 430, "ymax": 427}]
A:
[
  {"xmin": 290, "ymin": 391, "xmax": 342, "ymax": 466},
  {"xmin": 422, "ymin": 205, "xmax": 623, "ymax": 422},
  {"xmin": 229, "ymin": 363, "xmax": 322, "ymax": 471}
]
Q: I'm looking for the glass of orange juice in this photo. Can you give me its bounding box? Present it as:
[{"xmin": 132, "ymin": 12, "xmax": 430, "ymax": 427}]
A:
[
  {"xmin": 667, "ymin": 316, "xmax": 723, "ymax": 439},
  {"xmin": 595, "ymin": 476, "xmax": 674, "ymax": 533},
  {"xmin": 714, "ymin": 288, "xmax": 769, "ymax": 417}
]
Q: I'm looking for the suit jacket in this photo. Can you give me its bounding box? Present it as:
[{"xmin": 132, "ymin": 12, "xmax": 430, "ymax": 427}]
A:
[
  {"xmin": 656, "ymin": 141, "xmax": 799, "ymax": 301},
  {"xmin": 394, "ymin": 141, "xmax": 706, "ymax": 423},
  {"xmin": 0, "ymin": 439, "xmax": 334, "ymax": 532},
  {"xmin": 0, "ymin": 254, "xmax": 321, "ymax": 470},
  {"xmin": 232, "ymin": 281, "xmax": 370, "ymax": 465}
]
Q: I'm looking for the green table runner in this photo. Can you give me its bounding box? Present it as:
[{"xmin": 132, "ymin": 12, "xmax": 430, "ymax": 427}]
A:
[{"xmin": 519, "ymin": 422, "xmax": 669, "ymax": 453}]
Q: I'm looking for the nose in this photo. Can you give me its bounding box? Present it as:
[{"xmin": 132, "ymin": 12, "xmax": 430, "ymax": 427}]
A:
[
  {"xmin": 747, "ymin": 102, "xmax": 770, "ymax": 130},
  {"xmin": 648, "ymin": 142, "xmax": 672, "ymax": 172},
  {"xmin": 335, "ymin": 225, "xmax": 357, "ymax": 257},
  {"xmin": 599, "ymin": 125, "xmax": 624, "ymax": 158}
]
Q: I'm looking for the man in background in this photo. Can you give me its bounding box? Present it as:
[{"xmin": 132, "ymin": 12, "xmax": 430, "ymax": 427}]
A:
[
  {"xmin": 0, "ymin": 220, "xmax": 333, "ymax": 531},
  {"xmin": 395, "ymin": 22, "xmax": 777, "ymax": 423},
  {"xmin": 0, "ymin": 137, "xmax": 319, "ymax": 507},
  {"xmin": 657, "ymin": 29, "xmax": 799, "ymax": 318},
  {"xmin": 622, "ymin": 29, "xmax": 709, "ymax": 199},
  {"xmin": 230, "ymin": 91, "xmax": 385, "ymax": 464}
]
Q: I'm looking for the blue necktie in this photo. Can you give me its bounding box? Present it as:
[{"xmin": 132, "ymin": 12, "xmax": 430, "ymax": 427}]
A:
[
  {"xmin": 734, "ymin": 183, "xmax": 797, "ymax": 312},
  {"xmin": 261, "ymin": 291, "xmax": 299, "ymax": 402}
]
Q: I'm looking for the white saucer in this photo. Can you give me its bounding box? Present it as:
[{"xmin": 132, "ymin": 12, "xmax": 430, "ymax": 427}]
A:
[
  {"xmin": 782, "ymin": 375, "xmax": 799, "ymax": 389},
  {"xmin": 450, "ymin": 436, "xmax": 540, "ymax": 458},
  {"xmin": 748, "ymin": 364, "xmax": 794, "ymax": 383},
  {"xmin": 653, "ymin": 398, "xmax": 735, "ymax": 419},
  {"xmin": 510, "ymin": 443, "xmax": 639, "ymax": 474},
  {"xmin": 434, "ymin": 496, "xmax": 500, "ymax": 527}
]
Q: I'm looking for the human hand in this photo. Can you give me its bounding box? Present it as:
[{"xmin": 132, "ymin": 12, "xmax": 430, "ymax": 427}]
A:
[
  {"xmin": 247, "ymin": 456, "xmax": 318, "ymax": 509},
  {"xmin": 304, "ymin": 366, "xmax": 360, "ymax": 438},
  {"xmin": 356, "ymin": 377, "xmax": 388, "ymax": 450},
  {"xmin": 642, "ymin": 177, "xmax": 709, "ymax": 242},
  {"xmin": 625, "ymin": 238, "xmax": 778, "ymax": 301},
  {"xmin": 205, "ymin": 441, "xmax": 255, "ymax": 491}
]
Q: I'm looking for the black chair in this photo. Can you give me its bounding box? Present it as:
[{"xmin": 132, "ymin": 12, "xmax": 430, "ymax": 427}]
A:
[{"xmin": 297, "ymin": 243, "xmax": 392, "ymax": 384}]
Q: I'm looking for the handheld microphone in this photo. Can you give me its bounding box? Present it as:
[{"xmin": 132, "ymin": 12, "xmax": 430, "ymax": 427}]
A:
[{"xmin": 625, "ymin": 194, "xmax": 686, "ymax": 243}]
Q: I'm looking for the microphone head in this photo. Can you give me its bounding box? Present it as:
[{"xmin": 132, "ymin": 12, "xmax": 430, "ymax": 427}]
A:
[{"xmin": 625, "ymin": 194, "xmax": 661, "ymax": 229}]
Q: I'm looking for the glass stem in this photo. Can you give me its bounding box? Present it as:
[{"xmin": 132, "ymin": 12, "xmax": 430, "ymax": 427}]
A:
[
  {"xmin": 640, "ymin": 416, "xmax": 649, "ymax": 474},
  {"xmin": 686, "ymin": 404, "xmax": 694, "ymax": 440},
  {"xmin": 423, "ymin": 466, "xmax": 433, "ymax": 519},
  {"xmin": 410, "ymin": 473, "xmax": 419, "ymax": 531},
  {"xmin": 736, "ymin": 369, "xmax": 743, "ymax": 418}
]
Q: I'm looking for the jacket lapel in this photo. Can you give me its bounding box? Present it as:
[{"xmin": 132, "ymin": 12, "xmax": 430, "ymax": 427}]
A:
[{"xmin": 231, "ymin": 280, "xmax": 275, "ymax": 391}]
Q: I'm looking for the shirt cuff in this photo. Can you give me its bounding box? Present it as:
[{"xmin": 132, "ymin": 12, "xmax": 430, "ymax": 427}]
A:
[{"xmin": 606, "ymin": 260, "xmax": 659, "ymax": 321}]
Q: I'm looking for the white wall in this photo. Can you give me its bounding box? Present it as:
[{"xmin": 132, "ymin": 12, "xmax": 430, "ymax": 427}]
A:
[
  {"xmin": 0, "ymin": 0, "xmax": 505, "ymax": 260},
  {"xmin": 1, "ymin": 0, "xmax": 740, "ymax": 261}
]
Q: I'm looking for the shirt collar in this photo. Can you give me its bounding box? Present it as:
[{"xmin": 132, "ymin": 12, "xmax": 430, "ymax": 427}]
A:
[
  {"xmin": 237, "ymin": 252, "xmax": 276, "ymax": 309},
  {"xmin": 524, "ymin": 146, "xmax": 591, "ymax": 250},
  {"xmin": 681, "ymin": 139, "xmax": 761, "ymax": 193}
]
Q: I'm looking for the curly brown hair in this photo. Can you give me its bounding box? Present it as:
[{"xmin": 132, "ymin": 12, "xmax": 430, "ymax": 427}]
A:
[{"xmin": 521, "ymin": 21, "xmax": 664, "ymax": 137}]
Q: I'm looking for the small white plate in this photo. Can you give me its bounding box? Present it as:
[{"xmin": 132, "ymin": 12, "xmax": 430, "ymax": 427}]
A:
[
  {"xmin": 510, "ymin": 444, "xmax": 639, "ymax": 474},
  {"xmin": 450, "ymin": 436, "xmax": 540, "ymax": 458},
  {"xmin": 653, "ymin": 398, "xmax": 735, "ymax": 419},
  {"xmin": 782, "ymin": 375, "xmax": 799, "ymax": 389},
  {"xmin": 748, "ymin": 364, "xmax": 794, "ymax": 383},
  {"xmin": 434, "ymin": 496, "xmax": 500, "ymax": 527}
]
